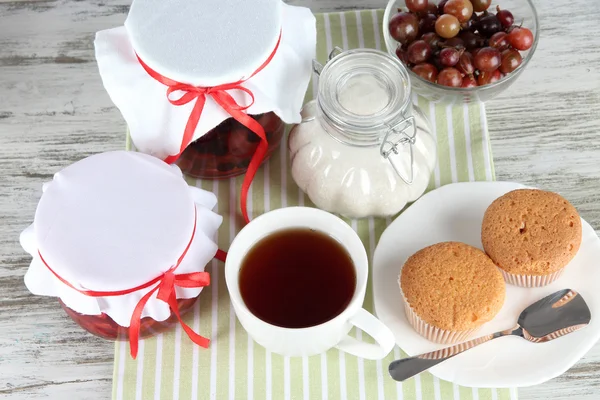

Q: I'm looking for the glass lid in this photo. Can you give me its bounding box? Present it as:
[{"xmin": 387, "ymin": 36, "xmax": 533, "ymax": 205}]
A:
[{"xmin": 316, "ymin": 48, "xmax": 412, "ymax": 147}]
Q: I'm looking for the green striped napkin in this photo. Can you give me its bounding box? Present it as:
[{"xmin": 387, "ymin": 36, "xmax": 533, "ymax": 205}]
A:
[{"xmin": 114, "ymin": 9, "xmax": 517, "ymax": 400}]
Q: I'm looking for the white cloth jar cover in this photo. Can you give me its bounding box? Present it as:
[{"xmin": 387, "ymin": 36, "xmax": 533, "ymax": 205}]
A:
[
  {"xmin": 20, "ymin": 151, "xmax": 223, "ymax": 356},
  {"xmin": 94, "ymin": 0, "xmax": 317, "ymax": 161}
]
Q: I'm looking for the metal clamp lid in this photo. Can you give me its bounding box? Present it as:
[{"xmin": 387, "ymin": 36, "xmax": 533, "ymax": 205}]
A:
[
  {"xmin": 380, "ymin": 116, "xmax": 417, "ymax": 185},
  {"xmin": 312, "ymin": 46, "xmax": 344, "ymax": 76}
]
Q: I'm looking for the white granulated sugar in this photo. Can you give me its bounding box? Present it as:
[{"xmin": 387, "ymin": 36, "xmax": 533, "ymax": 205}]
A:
[
  {"xmin": 289, "ymin": 111, "xmax": 437, "ymax": 218},
  {"xmin": 337, "ymin": 74, "xmax": 391, "ymax": 116}
]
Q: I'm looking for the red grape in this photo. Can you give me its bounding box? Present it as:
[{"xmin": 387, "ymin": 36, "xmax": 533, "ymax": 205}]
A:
[
  {"xmin": 462, "ymin": 75, "xmax": 478, "ymax": 87},
  {"xmin": 496, "ymin": 6, "xmax": 514, "ymax": 29},
  {"xmin": 406, "ymin": 0, "xmax": 429, "ymax": 13},
  {"xmin": 471, "ymin": 0, "xmax": 491, "ymax": 12},
  {"xmin": 443, "ymin": 0, "xmax": 473, "ymax": 23},
  {"xmin": 499, "ymin": 48, "xmax": 522, "ymax": 73},
  {"xmin": 439, "ymin": 47, "xmax": 460, "ymax": 67},
  {"xmin": 479, "ymin": 15, "xmax": 502, "ymax": 37},
  {"xmin": 435, "ymin": 14, "xmax": 460, "ymax": 39},
  {"xmin": 396, "ymin": 45, "xmax": 409, "ymax": 64},
  {"xmin": 438, "ymin": 0, "xmax": 449, "ymax": 15},
  {"xmin": 426, "ymin": 2, "xmax": 439, "ymax": 15},
  {"xmin": 407, "ymin": 40, "xmax": 432, "ymax": 64},
  {"xmin": 431, "ymin": 55, "xmax": 444, "ymax": 71},
  {"xmin": 489, "ymin": 32, "xmax": 510, "ymax": 51},
  {"xmin": 459, "ymin": 31, "xmax": 485, "ymax": 50},
  {"xmin": 473, "ymin": 47, "xmax": 501, "ymax": 72},
  {"xmin": 412, "ymin": 63, "xmax": 438, "ymax": 82},
  {"xmin": 508, "ymin": 27, "xmax": 534, "ymax": 50},
  {"xmin": 461, "ymin": 19, "xmax": 477, "ymax": 32},
  {"xmin": 419, "ymin": 13, "xmax": 438, "ymax": 34},
  {"xmin": 477, "ymin": 69, "xmax": 502, "ymax": 85},
  {"xmin": 437, "ymin": 67, "xmax": 463, "ymax": 87},
  {"xmin": 457, "ymin": 51, "xmax": 474, "ymax": 75},
  {"xmin": 389, "ymin": 12, "xmax": 419, "ymax": 45},
  {"xmin": 470, "ymin": 12, "xmax": 483, "ymax": 31},
  {"xmin": 443, "ymin": 37, "xmax": 465, "ymax": 49},
  {"xmin": 421, "ymin": 32, "xmax": 442, "ymax": 50}
]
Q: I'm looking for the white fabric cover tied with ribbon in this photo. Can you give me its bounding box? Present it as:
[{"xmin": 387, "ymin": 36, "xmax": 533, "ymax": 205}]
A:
[
  {"xmin": 20, "ymin": 151, "xmax": 223, "ymax": 327},
  {"xmin": 94, "ymin": 0, "xmax": 316, "ymax": 160}
]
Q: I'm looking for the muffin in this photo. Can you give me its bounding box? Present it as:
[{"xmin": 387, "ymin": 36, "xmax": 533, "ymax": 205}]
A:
[
  {"xmin": 400, "ymin": 242, "xmax": 505, "ymax": 344},
  {"xmin": 482, "ymin": 189, "xmax": 582, "ymax": 287}
]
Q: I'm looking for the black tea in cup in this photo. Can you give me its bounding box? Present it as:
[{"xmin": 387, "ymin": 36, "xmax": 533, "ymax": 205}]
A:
[{"xmin": 239, "ymin": 228, "xmax": 356, "ymax": 328}]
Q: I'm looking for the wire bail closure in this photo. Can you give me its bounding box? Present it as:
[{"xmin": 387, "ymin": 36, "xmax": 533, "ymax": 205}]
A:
[
  {"xmin": 380, "ymin": 116, "xmax": 417, "ymax": 185},
  {"xmin": 312, "ymin": 46, "xmax": 344, "ymax": 76},
  {"xmin": 304, "ymin": 46, "xmax": 344, "ymax": 124}
]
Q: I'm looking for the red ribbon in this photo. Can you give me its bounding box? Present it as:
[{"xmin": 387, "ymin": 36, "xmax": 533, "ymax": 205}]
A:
[
  {"xmin": 137, "ymin": 33, "xmax": 282, "ymax": 224},
  {"xmin": 37, "ymin": 207, "xmax": 218, "ymax": 359}
]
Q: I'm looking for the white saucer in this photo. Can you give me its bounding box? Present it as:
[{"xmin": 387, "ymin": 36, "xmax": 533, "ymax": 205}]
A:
[{"xmin": 372, "ymin": 181, "xmax": 600, "ymax": 388}]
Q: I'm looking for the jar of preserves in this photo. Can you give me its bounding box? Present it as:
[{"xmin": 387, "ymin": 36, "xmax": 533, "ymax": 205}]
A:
[
  {"xmin": 95, "ymin": 0, "xmax": 316, "ymax": 219},
  {"xmin": 20, "ymin": 151, "xmax": 223, "ymax": 358},
  {"xmin": 176, "ymin": 112, "xmax": 285, "ymax": 179},
  {"xmin": 289, "ymin": 48, "xmax": 437, "ymax": 218},
  {"xmin": 58, "ymin": 297, "xmax": 198, "ymax": 341}
]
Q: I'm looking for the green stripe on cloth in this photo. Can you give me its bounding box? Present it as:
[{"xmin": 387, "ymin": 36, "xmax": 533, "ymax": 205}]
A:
[{"xmin": 114, "ymin": 9, "xmax": 516, "ymax": 400}]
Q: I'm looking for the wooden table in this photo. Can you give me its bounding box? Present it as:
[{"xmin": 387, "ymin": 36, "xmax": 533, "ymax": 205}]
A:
[{"xmin": 1, "ymin": 0, "xmax": 599, "ymax": 398}]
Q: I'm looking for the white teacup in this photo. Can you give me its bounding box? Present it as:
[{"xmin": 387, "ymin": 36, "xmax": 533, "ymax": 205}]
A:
[{"xmin": 225, "ymin": 207, "xmax": 395, "ymax": 359}]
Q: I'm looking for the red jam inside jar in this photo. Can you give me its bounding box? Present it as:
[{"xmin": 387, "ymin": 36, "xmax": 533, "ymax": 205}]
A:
[
  {"xmin": 59, "ymin": 297, "xmax": 198, "ymax": 341},
  {"xmin": 176, "ymin": 112, "xmax": 284, "ymax": 179}
]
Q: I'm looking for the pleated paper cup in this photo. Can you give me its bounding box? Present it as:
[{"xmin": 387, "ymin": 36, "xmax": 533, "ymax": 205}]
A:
[{"xmin": 499, "ymin": 267, "xmax": 565, "ymax": 288}]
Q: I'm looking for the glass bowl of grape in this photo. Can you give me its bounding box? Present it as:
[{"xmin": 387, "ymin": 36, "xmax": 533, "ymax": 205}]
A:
[{"xmin": 383, "ymin": 0, "xmax": 539, "ymax": 103}]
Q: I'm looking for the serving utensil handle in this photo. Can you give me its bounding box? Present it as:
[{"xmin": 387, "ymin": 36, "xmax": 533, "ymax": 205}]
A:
[{"xmin": 388, "ymin": 327, "xmax": 521, "ymax": 382}]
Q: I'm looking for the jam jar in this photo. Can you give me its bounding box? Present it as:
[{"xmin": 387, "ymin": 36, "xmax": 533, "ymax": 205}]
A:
[
  {"xmin": 20, "ymin": 151, "xmax": 222, "ymax": 357},
  {"xmin": 289, "ymin": 48, "xmax": 437, "ymax": 218},
  {"xmin": 59, "ymin": 297, "xmax": 198, "ymax": 340},
  {"xmin": 177, "ymin": 112, "xmax": 285, "ymax": 179},
  {"xmin": 95, "ymin": 0, "xmax": 316, "ymax": 180}
]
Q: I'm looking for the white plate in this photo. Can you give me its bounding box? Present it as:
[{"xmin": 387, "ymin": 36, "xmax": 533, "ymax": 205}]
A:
[{"xmin": 372, "ymin": 181, "xmax": 600, "ymax": 388}]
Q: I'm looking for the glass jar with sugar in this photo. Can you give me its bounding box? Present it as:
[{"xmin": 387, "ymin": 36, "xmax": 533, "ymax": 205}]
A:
[{"xmin": 289, "ymin": 48, "xmax": 437, "ymax": 218}]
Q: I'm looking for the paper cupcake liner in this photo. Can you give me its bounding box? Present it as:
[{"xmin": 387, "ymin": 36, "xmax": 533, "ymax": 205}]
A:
[
  {"xmin": 499, "ymin": 267, "xmax": 565, "ymax": 288},
  {"xmin": 399, "ymin": 282, "xmax": 480, "ymax": 344}
]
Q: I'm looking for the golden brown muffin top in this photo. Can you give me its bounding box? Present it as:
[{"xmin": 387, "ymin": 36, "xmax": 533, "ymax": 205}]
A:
[
  {"xmin": 481, "ymin": 189, "xmax": 582, "ymax": 276},
  {"xmin": 400, "ymin": 242, "xmax": 505, "ymax": 332}
]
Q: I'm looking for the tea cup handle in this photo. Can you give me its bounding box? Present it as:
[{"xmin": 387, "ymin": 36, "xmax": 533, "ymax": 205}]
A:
[{"xmin": 335, "ymin": 308, "xmax": 395, "ymax": 360}]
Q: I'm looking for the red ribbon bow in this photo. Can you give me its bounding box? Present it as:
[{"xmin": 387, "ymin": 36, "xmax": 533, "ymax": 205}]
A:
[
  {"xmin": 137, "ymin": 33, "xmax": 282, "ymax": 223},
  {"xmin": 38, "ymin": 207, "xmax": 226, "ymax": 358}
]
